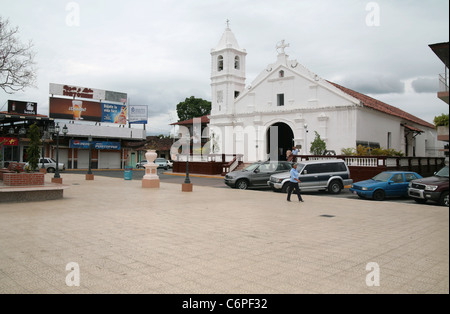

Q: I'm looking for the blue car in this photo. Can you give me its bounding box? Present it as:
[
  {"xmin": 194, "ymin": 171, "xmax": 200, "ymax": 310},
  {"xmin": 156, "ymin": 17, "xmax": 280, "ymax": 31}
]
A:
[{"xmin": 350, "ymin": 171, "xmax": 423, "ymax": 201}]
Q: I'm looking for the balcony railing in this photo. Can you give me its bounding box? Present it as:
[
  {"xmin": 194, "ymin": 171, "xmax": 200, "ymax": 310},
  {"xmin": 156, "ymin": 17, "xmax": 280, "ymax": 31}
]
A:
[{"xmin": 439, "ymin": 73, "xmax": 449, "ymax": 93}]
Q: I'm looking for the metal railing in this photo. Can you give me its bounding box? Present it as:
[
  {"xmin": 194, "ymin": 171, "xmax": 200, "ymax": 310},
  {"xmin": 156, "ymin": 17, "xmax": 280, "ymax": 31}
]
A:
[{"xmin": 439, "ymin": 73, "xmax": 449, "ymax": 93}]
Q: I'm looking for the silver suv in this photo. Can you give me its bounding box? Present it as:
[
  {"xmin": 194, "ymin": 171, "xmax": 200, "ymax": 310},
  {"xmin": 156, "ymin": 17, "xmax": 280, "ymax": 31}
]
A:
[{"xmin": 268, "ymin": 159, "xmax": 352, "ymax": 194}]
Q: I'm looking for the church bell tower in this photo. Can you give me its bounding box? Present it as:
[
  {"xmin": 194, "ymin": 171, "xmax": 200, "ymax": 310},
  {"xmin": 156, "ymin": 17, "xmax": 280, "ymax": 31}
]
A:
[{"xmin": 210, "ymin": 23, "xmax": 247, "ymax": 115}]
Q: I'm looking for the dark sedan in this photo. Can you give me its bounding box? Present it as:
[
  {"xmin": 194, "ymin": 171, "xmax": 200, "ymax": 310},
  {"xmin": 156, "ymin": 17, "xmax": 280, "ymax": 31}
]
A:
[{"xmin": 224, "ymin": 161, "xmax": 293, "ymax": 190}]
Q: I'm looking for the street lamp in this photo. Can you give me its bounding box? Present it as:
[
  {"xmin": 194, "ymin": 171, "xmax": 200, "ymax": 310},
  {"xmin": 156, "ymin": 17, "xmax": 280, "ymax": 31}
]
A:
[
  {"xmin": 41, "ymin": 131, "xmax": 48, "ymax": 170},
  {"xmin": 184, "ymin": 136, "xmax": 191, "ymax": 184},
  {"xmin": 8, "ymin": 126, "xmax": 14, "ymax": 162},
  {"xmin": 51, "ymin": 123, "xmax": 68, "ymax": 182},
  {"xmin": 181, "ymin": 136, "xmax": 193, "ymax": 192},
  {"xmin": 87, "ymin": 135, "xmax": 94, "ymax": 179}
]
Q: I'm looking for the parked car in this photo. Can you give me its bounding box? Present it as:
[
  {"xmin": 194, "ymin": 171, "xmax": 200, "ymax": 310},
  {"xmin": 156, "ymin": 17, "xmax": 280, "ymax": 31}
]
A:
[
  {"xmin": 25, "ymin": 158, "xmax": 65, "ymax": 173},
  {"xmin": 136, "ymin": 160, "xmax": 148, "ymax": 169},
  {"xmin": 408, "ymin": 165, "xmax": 449, "ymax": 206},
  {"xmin": 155, "ymin": 158, "xmax": 170, "ymax": 170},
  {"xmin": 166, "ymin": 160, "xmax": 173, "ymax": 169},
  {"xmin": 225, "ymin": 161, "xmax": 293, "ymax": 190},
  {"xmin": 350, "ymin": 171, "xmax": 422, "ymax": 201},
  {"xmin": 268, "ymin": 159, "xmax": 352, "ymax": 194}
]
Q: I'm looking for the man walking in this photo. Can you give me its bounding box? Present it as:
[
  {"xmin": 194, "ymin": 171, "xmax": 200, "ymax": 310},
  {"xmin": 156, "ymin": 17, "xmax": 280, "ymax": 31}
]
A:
[{"xmin": 287, "ymin": 163, "xmax": 304, "ymax": 202}]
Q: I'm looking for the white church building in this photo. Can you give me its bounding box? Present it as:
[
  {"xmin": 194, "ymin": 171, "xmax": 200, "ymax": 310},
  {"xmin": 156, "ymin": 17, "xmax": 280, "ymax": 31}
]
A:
[{"xmin": 208, "ymin": 26, "xmax": 442, "ymax": 162}]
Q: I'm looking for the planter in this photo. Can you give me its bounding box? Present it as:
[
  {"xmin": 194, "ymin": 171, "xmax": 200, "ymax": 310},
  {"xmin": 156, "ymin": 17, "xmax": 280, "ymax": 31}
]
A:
[{"xmin": 3, "ymin": 172, "xmax": 45, "ymax": 186}]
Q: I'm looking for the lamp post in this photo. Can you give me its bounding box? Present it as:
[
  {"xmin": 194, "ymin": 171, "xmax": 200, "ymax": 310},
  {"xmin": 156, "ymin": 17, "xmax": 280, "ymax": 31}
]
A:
[
  {"xmin": 86, "ymin": 135, "xmax": 94, "ymax": 180},
  {"xmin": 184, "ymin": 142, "xmax": 191, "ymax": 185},
  {"xmin": 304, "ymin": 124, "xmax": 309, "ymax": 155},
  {"xmin": 8, "ymin": 126, "xmax": 14, "ymax": 162},
  {"xmin": 51, "ymin": 123, "xmax": 68, "ymax": 183},
  {"xmin": 41, "ymin": 131, "xmax": 48, "ymax": 172},
  {"xmin": 182, "ymin": 136, "xmax": 193, "ymax": 192}
]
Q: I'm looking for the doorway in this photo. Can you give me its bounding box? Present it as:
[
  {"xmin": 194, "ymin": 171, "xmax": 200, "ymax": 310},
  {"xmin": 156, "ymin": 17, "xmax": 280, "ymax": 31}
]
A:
[{"xmin": 266, "ymin": 122, "xmax": 294, "ymax": 161}]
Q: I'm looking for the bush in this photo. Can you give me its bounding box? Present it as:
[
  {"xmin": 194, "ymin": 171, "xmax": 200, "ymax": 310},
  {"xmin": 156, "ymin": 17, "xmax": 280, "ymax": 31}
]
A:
[
  {"xmin": 340, "ymin": 145, "xmax": 404, "ymax": 157},
  {"xmin": 341, "ymin": 147, "xmax": 356, "ymax": 156}
]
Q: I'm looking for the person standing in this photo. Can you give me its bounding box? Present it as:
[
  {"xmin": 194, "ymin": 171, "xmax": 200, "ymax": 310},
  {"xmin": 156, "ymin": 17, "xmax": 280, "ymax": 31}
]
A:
[
  {"xmin": 292, "ymin": 146, "xmax": 299, "ymax": 155},
  {"xmin": 287, "ymin": 163, "xmax": 304, "ymax": 202}
]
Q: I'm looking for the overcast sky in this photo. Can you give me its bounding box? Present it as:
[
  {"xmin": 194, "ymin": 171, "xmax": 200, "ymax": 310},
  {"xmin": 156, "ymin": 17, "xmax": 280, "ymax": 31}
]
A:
[{"xmin": 1, "ymin": 0, "xmax": 448, "ymax": 135}]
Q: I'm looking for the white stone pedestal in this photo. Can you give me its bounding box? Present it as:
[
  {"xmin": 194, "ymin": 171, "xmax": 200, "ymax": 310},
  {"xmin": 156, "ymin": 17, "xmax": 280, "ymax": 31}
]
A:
[{"xmin": 142, "ymin": 150, "xmax": 160, "ymax": 188}]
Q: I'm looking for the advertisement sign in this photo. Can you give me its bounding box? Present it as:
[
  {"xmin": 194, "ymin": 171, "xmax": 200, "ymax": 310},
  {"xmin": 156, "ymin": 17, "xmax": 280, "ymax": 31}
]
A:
[
  {"xmin": 0, "ymin": 137, "xmax": 19, "ymax": 146},
  {"xmin": 50, "ymin": 97, "xmax": 102, "ymax": 121},
  {"xmin": 101, "ymin": 103, "xmax": 127, "ymax": 124},
  {"xmin": 8, "ymin": 100, "xmax": 37, "ymax": 115},
  {"xmin": 105, "ymin": 91, "xmax": 128, "ymax": 104},
  {"xmin": 50, "ymin": 98, "xmax": 129, "ymax": 124},
  {"xmin": 49, "ymin": 83, "xmax": 127, "ymax": 103},
  {"xmin": 49, "ymin": 83, "xmax": 106, "ymax": 100},
  {"xmin": 128, "ymin": 105, "xmax": 148, "ymax": 124},
  {"xmin": 70, "ymin": 140, "xmax": 121, "ymax": 150}
]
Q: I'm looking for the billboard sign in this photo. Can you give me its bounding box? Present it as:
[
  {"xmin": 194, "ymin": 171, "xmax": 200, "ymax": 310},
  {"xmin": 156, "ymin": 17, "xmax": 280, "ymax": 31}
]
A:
[
  {"xmin": 8, "ymin": 100, "xmax": 37, "ymax": 115},
  {"xmin": 70, "ymin": 140, "xmax": 121, "ymax": 150},
  {"xmin": 101, "ymin": 103, "xmax": 127, "ymax": 124},
  {"xmin": 49, "ymin": 98, "xmax": 127, "ymax": 124},
  {"xmin": 49, "ymin": 83, "xmax": 105, "ymax": 100},
  {"xmin": 128, "ymin": 105, "xmax": 148, "ymax": 124},
  {"xmin": 50, "ymin": 97, "xmax": 102, "ymax": 121},
  {"xmin": 49, "ymin": 83, "xmax": 127, "ymax": 103}
]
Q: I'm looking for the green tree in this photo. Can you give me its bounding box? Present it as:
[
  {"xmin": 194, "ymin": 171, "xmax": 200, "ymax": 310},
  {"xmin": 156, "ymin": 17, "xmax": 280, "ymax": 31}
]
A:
[
  {"xmin": 434, "ymin": 113, "xmax": 449, "ymax": 127},
  {"xmin": 25, "ymin": 123, "xmax": 40, "ymax": 172},
  {"xmin": 176, "ymin": 96, "xmax": 211, "ymax": 122},
  {"xmin": 310, "ymin": 131, "xmax": 327, "ymax": 155}
]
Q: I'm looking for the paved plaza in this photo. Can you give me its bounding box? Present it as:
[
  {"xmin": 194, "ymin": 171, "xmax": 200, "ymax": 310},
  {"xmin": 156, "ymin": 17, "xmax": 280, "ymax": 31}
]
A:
[{"xmin": 0, "ymin": 174, "xmax": 448, "ymax": 294}]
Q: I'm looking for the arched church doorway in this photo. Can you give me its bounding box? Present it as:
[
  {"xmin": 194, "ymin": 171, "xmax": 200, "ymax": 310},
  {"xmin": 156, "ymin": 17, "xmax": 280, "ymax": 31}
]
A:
[{"xmin": 266, "ymin": 122, "xmax": 294, "ymax": 161}]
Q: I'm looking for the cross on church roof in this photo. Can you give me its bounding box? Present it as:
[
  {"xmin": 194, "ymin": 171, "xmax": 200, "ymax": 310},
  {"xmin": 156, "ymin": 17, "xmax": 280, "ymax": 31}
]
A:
[
  {"xmin": 226, "ymin": 19, "xmax": 230, "ymax": 29},
  {"xmin": 276, "ymin": 40, "xmax": 290, "ymax": 55}
]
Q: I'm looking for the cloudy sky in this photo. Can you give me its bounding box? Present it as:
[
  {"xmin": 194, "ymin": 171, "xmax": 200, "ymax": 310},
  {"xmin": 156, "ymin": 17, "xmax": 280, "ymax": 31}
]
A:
[{"xmin": 1, "ymin": 0, "xmax": 448, "ymax": 135}]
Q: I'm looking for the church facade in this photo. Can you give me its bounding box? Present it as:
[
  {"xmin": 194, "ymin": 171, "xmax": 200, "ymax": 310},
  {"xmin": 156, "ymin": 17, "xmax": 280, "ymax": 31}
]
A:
[{"xmin": 208, "ymin": 27, "xmax": 442, "ymax": 162}]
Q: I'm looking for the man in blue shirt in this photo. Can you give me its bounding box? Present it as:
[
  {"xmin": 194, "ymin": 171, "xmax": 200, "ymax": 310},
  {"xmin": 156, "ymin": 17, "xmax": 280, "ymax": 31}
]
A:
[{"xmin": 287, "ymin": 163, "xmax": 304, "ymax": 202}]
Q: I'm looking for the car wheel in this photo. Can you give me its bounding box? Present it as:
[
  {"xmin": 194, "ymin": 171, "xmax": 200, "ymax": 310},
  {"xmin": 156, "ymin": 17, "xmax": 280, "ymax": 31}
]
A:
[
  {"xmin": 439, "ymin": 191, "xmax": 449, "ymax": 207},
  {"xmin": 281, "ymin": 183, "xmax": 289, "ymax": 193},
  {"xmin": 373, "ymin": 190, "xmax": 385, "ymax": 201},
  {"xmin": 236, "ymin": 179, "xmax": 249, "ymax": 190},
  {"xmin": 328, "ymin": 180, "xmax": 342, "ymax": 194},
  {"xmin": 47, "ymin": 167, "xmax": 55, "ymax": 173}
]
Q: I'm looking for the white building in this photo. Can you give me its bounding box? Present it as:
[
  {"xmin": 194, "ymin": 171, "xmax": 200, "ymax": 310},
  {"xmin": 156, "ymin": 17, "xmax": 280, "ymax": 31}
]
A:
[{"xmin": 209, "ymin": 26, "xmax": 443, "ymax": 162}]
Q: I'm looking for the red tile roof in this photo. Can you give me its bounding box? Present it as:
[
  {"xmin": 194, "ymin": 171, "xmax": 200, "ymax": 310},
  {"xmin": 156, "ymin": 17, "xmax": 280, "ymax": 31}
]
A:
[
  {"xmin": 328, "ymin": 81, "xmax": 435, "ymax": 129},
  {"xmin": 171, "ymin": 115, "xmax": 210, "ymax": 126}
]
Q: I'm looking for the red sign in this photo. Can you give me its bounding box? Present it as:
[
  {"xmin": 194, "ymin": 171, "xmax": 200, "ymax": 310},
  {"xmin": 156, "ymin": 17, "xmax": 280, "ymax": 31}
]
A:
[{"xmin": 0, "ymin": 137, "xmax": 19, "ymax": 146}]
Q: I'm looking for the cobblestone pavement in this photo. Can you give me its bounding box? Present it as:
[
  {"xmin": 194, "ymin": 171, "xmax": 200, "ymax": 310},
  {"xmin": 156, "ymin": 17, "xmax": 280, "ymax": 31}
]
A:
[{"xmin": 0, "ymin": 174, "xmax": 448, "ymax": 294}]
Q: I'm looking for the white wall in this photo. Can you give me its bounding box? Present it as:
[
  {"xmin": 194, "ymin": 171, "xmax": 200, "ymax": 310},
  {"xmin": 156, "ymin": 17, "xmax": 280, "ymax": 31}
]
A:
[{"xmin": 63, "ymin": 123, "xmax": 146, "ymax": 140}]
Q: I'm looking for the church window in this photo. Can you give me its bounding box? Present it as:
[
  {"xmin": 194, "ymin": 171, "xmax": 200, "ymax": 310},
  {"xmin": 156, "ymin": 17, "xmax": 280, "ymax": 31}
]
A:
[
  {"xmin": 217, "ymin": 90, "xmax": 223, "ymax": 103},
  {"xmin": 218, "ymin": 56, "xmax": 224, "ymax": 71},
  {"xmin": 235, "ymin": 56, "xmax": 240, "ymax": 70},
  {"xmin": 234, "ymin": 91, "xmax": 240, "ymax": 98},
  {"xmin": 277, "ymin": 94, "xmax": 285, "ymax": 106},
  {"xmin": 279, "ymin": 70, "xmax": 284, "ymax": 78}
]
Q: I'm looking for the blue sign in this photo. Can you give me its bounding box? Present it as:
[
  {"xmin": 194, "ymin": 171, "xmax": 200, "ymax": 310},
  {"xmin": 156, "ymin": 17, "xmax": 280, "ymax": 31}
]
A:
[
  {"xmin": 70, "ymin": 140, "xmax": 121, "ymax": 150},
  {"xmin": 101, "ymin": 103, "xmax": 127, "ymax": 124}
]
